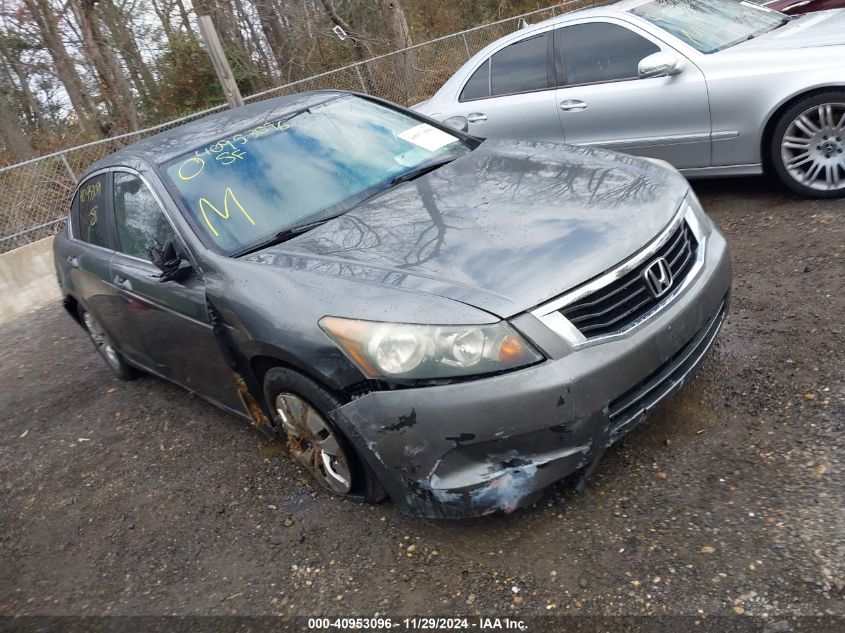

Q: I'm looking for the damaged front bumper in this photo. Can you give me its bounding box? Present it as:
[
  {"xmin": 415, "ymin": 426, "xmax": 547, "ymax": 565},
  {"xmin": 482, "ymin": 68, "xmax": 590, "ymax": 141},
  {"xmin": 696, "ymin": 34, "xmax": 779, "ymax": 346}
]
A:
[{"xmin": 330, "ymin": 229, "xmax": 732, "ymax": 519}]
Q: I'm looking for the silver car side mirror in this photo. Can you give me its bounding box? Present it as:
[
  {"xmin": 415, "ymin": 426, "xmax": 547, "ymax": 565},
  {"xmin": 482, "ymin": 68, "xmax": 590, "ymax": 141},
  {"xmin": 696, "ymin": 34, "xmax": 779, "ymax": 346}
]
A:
[
  {"xmin": 638, "ymin": 52, "xmax": 683, "ymax": 79},
  {"xmin": 443, "ymin": 115, "xmax": 469, "ymax": 133}
]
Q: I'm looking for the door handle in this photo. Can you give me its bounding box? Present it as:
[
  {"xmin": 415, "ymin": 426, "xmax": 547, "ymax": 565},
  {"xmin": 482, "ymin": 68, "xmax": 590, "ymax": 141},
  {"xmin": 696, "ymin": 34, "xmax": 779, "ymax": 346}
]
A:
[
  {"xmin": 66, "ymin": 255, "xmax": 80, "ymax": 268},
  {"xmin": 113, "ymin": 274, "xmax": 133, "ymax": 291},
  {"xmin": 559, "ymin": 99, "xmax": 587, "ymax": 112},
  {"xmin": 466, "ymin": 112, "xmax": 488, "ymax": 123}
]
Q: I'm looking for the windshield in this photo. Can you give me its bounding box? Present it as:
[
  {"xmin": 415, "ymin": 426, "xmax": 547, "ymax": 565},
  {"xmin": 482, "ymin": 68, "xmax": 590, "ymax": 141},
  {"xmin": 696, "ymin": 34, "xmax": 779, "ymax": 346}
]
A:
[
  {"xmin": 162, "ymin": 95, "xmax": 466, "ymax": 255},
  {"xmin": 630, "ymin": 0, "xmax": 787, "ymax": 54}
]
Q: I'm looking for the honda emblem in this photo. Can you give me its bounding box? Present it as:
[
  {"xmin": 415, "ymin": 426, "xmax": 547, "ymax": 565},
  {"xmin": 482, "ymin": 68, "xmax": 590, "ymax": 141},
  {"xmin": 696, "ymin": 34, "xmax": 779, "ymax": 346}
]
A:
[{"xmin": 642, "ymin": 257, "xmax": 673, "ymax": 299}]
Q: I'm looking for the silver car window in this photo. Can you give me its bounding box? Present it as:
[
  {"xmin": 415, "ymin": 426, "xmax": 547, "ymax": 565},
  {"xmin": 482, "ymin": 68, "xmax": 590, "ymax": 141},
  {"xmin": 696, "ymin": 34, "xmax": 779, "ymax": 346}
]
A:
[
  {"xmin": 490, "ymin": 32, "xmax": 552, "ymax": 97},
  {"xmin": 459, "ymin": 60, "xmax": 490, "ymax": 102},
  {"xmin": 558, "ymin": 22, "xmax": 660, "ymax": 86}
]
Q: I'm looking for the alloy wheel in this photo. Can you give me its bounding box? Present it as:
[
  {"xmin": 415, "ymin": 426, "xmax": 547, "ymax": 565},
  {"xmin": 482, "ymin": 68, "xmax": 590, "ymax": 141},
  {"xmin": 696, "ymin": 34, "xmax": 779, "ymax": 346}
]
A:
[
  {"xmin": 781, "ymin": 103, "xmax": 845, "ymax": 192},
  {"xmin": 82, "ymin": 311, "xmax": 121, "ymax": 371},
  {"xmin": 275, "ymin": 392, "xmax": 353, "ymax": 495}
]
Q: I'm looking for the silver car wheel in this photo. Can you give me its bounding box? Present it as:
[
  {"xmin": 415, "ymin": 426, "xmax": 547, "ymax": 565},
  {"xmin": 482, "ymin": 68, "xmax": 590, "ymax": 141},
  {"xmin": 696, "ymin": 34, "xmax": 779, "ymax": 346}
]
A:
[
  {"xmin": 781, "ymin": 103, "xmax": 845, "ymax": 192},
  {"xmin": 275, "ymin": 392, "xmax": 353, "ymax": 495},
  {"xmin": 82, "ymin": 311, "xmax": 121, "ymax": 371}
]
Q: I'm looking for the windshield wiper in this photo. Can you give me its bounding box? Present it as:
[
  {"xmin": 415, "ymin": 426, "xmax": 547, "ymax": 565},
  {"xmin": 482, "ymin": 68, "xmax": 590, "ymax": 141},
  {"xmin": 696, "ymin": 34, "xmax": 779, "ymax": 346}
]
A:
[
  {"xmin": 338, "ymin": 155, "xmax": 460, "ymax": 215},
  {"xmin": 747, "ymin": 16, "xmax": 792, "ymax": 41},
  {"xmin": 235, "ymin": 155, "xmax": 459, "ymax": 257},
  {"xmin": 234, "ymin": 214, "xmax": 344, "ymax": 257},
  {"xmin": 389, "ymin": 156, "xmax": 456, "ymax": 187},
  {"xmin": 270, "ymin": 218, "xmax": 333, "ymax": 243}
]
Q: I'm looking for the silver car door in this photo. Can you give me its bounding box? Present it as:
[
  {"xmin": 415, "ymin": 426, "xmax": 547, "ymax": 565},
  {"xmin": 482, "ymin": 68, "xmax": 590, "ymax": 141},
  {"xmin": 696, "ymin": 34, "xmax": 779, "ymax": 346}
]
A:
[
  {"xmin": 446, "ymin": 30, "xmax": 563, "ymax": 142},
  {"xmin": 553, "ymin": 19, "xmax": 711, "ymax": 169}
]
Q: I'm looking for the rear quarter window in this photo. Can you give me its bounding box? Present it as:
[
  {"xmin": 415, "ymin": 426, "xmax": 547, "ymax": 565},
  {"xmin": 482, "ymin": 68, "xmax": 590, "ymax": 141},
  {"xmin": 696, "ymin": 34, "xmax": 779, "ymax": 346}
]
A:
[{"xmin": 460, "ymin": 60, "xmax": 490, "ymax": 101}]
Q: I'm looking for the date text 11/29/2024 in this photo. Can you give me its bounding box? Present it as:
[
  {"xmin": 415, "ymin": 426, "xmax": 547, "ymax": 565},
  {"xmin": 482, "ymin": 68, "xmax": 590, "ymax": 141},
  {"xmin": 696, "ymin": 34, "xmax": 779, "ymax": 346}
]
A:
[{"xmin": 307, "ymin": 617, "xmax": 528, "ymax": 631}]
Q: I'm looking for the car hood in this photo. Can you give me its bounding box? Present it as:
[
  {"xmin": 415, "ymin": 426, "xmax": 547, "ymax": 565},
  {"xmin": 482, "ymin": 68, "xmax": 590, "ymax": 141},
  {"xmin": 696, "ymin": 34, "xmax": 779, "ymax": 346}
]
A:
[
  {"xmin": 733, "ymin": 10, "xmax": 845, "ymax": 49},
  {"xmin": 243, "ymin": 140, "xmax": 689, "ymax": 319}
]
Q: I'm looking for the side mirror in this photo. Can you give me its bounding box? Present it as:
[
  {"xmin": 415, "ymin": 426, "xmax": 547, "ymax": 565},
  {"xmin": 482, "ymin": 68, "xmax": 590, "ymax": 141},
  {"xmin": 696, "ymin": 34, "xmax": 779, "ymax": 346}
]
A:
[
  {"xmin": 638, "ymin": 52, "xmax": 683, "ymax": 79},
  {"xmin": 442, "ymin": 115, "xmax": 469, "ymax": 133},
  {"xmin": 149, "ymin": 240, "xmax": 192, "ymax": 283}
]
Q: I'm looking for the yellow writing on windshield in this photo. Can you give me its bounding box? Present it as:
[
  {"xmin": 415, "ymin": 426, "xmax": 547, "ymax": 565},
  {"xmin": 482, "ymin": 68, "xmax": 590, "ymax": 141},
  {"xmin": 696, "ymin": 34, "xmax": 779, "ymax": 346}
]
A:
[
  {"xmin": 178, "ymin": 156, "xmax": 205, "ymax": 181},
  {"xmin": 198, "ymin": 187, "xmax": 255, "ymax": 238}
]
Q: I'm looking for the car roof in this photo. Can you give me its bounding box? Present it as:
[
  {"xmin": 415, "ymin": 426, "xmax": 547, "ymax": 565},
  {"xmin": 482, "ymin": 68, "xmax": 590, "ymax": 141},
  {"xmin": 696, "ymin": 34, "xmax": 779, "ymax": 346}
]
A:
[
  {"xmin": 83, "ymin": 90, "xmax": 347, "ymax": 178},
  {"xmin": 518, "ymin": 0, "xmax": 649, "ymax": 30}
]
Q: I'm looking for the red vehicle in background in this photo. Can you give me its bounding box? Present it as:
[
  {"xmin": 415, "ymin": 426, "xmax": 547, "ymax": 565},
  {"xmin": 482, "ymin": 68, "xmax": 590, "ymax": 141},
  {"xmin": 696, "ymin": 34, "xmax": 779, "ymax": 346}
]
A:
[{"xmin": 755, "ymin": 0, "xmax": 845, "ymax": 13}]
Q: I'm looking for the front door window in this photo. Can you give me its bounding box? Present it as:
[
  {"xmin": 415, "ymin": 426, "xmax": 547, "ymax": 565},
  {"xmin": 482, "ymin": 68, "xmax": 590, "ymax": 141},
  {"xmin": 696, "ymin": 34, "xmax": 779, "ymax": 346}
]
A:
[{"xmin": 112, "ymin": 172, "xmax": 177, "ymax": 260}]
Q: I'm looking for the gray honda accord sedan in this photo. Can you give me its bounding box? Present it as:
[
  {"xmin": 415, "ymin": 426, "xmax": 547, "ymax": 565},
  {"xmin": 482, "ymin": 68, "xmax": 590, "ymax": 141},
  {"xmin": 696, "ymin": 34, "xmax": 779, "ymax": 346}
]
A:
[{"xmin": 53, "ymin": 91, "xmax": 731, "ymax": 518}]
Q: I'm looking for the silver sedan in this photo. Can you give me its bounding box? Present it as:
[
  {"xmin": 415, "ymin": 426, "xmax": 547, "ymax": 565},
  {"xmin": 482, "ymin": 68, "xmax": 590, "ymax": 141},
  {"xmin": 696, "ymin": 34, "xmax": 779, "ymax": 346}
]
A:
[{"xmin": 415, "ymin": 0, "xmax": 845, "ymax": 198}]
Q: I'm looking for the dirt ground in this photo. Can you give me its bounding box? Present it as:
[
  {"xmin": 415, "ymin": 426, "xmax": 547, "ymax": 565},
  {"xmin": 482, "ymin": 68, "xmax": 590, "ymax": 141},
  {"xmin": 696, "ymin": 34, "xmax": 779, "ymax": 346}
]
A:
[{"xmin": 0, "ymin": 175, "xmax": 843, "ymax": 628}]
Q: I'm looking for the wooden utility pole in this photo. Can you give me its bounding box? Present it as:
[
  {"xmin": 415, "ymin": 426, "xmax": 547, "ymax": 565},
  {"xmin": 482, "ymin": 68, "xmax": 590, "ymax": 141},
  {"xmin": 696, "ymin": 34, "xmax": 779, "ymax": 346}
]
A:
[{"xmin": 197, "ymin": 14, "xmax": 244, "ymax": 109}]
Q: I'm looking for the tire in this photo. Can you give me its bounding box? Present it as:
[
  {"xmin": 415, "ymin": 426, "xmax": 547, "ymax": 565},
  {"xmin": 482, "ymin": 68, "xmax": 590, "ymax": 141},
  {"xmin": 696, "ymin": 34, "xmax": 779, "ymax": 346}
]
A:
[
  {"xmin": 770, "ymin": 92, "xmax": 845, "ymax": 198},
  {"xmin": 77, "ymin": 304, "xmax": 137, "ymax": 381},
  {"xmin": 263, "ymin": 367, "xmax": 386, "ymax": 504}
]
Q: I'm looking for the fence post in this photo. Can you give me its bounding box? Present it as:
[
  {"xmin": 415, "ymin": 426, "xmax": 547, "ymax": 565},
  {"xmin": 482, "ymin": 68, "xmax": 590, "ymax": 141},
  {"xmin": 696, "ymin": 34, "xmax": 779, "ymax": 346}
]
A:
[
  {"xmin": 59, "ymin": 152, "xmax": 78, "ymax": 183},
  {"xmin": 461, "ymin": 33, "xmax": 471, "ymax": 60},
  {"xmin": 354, "ymin": 66, "xmax": 368, "ymax": 93},
  {"xmin": 197, "ymin": 15, "xmax": 244, "ymax": 109}
]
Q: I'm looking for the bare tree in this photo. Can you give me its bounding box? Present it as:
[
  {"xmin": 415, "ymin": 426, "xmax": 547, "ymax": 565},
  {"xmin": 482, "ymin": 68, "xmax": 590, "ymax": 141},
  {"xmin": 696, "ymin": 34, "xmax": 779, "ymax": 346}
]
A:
[
  {"xmin": 70, "ymin": 0, "xmax": 141, "ymax": 131},
  {"xmin": 193, "ymin": 0, "xmax": 264, "ymax": 89},
  {"xmin": 175, "ymin": 0, "xmax": 193, "ymax": 32},
  {"xmin": 376, "ymin": 0, "xmax": 416, "ymax": 101},
  {"xmin": 99, "ymin": 0, "xmax": 158, "ymax": 100},
  {"xmin": 21, "ymin": 0, "xmax": 105, "ymax": 136},
  {"xmin": 0, "ymin": 80, "xmax": 35, "ymax": 160},
  {"xmin": 253, "ymin": 0, "xmax": 288, "ymax": 74},
  {"xmin": 318, "ymin": 0, "xmax": 377, "ymax": 92},
  {"xmin": 0, "ymin": 32, "xmax": 47, "ymax": 133}
]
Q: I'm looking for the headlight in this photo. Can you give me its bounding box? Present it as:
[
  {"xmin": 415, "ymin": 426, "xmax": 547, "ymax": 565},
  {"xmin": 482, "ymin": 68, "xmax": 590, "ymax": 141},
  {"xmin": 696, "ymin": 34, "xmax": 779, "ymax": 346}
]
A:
[{"xmin": 319, "ymin": 317, "xmax": 543, "ymax": 380}]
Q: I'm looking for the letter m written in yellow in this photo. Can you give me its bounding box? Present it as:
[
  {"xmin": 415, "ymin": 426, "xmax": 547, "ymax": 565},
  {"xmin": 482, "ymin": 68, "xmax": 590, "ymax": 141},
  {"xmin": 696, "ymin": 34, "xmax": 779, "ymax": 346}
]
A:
[{"xmin": 198, "ymin": 188, "xmax": 256, "ymax": 238}]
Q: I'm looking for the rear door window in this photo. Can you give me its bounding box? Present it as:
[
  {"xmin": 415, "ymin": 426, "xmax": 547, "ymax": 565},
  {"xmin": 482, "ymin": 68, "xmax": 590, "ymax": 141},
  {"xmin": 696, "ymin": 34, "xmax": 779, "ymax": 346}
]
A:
[
  {"xmin": 72, "ymin": 173, "xmax": 110, "ymax": 248},
  {"xmin": 558, "ymin": 22, "xmax": 660, "ymax": 85},
  {"xmin": 490, "ymin": 32, "xmax": 552, "ymax": 97}
]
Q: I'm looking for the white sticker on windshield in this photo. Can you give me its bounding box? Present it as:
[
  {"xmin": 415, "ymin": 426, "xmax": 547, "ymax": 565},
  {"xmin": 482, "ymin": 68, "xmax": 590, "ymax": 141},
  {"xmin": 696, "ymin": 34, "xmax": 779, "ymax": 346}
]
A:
[
  {"xmin": 398, "ymin": 123, "xmax": 458, "ymax": 152},
  {"xmin": 740, "ymin": 0, "xmax": 772, "ymax": 11}
]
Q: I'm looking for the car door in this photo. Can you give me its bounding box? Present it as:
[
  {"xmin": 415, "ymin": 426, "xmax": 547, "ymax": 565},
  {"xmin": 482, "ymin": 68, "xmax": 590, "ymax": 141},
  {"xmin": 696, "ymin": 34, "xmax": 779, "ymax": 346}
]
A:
[
  {"xmin": 108, "ymin": 169, "xmax": 244, "ymax": 412},
  {"xmin": 65, "ymin": 172, "xmax": 130, "ymax": 355},
  {"xmin": 553, "ymin": 19, "xmax": 711, "ymax": 169},
  {"xmin": 445, "ymin": 30, "xmax": 563, "ymax": 142}
]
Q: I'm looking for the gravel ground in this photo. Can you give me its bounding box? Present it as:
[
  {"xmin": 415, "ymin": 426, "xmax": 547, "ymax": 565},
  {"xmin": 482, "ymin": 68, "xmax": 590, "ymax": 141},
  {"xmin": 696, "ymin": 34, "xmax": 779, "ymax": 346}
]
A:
[{"xmin": 0, "ymin": 175, "xmax": 842, "ymax": 628}]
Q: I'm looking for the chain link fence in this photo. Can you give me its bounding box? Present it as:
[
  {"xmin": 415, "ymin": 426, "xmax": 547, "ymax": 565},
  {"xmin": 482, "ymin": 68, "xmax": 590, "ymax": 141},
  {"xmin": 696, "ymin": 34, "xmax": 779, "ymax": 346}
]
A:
[{"xmin": 0, "ymin": 0, "xmax": 597, "ymax": 254}]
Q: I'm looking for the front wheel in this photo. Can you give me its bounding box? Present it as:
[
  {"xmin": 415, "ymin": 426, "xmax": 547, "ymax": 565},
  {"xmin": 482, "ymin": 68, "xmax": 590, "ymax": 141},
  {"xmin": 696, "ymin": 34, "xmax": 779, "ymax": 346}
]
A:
[
  {"xmin": 78, "ymin": 305, "xmax": 137, "ymax": 381},
  {"xmin": 771, "ymin": 93, "xmax": 845, "ymax": 198},
  {"xmin": 263, "ymin": 367, "xmax": 385, "ymax": 503}
]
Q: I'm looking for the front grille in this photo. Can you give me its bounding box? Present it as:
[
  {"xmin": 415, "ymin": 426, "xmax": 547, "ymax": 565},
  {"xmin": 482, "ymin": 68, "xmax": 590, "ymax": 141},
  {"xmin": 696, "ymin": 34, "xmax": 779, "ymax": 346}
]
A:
[
  {"xmin": 561, "ymin": 221, "xmax": 698, "ymax": 338},
  {"xmin": 606, "ymin": 297, "xmax": 727, "ymax": 443}
]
